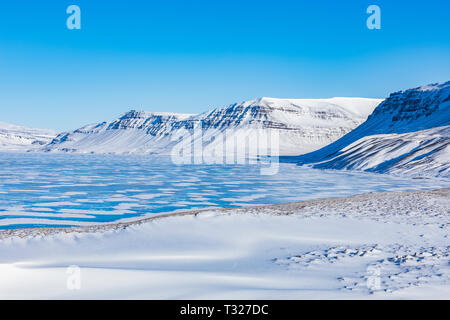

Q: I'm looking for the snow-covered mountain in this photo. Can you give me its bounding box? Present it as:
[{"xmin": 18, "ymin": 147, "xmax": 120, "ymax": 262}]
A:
[
  {"xmin": 293, "ymin": 81, "xmax": 450, "ymax": 177},
  {"xmin": 43, "ymin": 97, "xmax": 382, "ymax": 156},
  {"xmin": 0, "ymin": 121, "xmax": 56, "ymax": 152}
]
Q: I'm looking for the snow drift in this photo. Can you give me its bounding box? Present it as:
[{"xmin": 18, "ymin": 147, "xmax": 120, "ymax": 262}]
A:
[{"xmin": 1, "ymin": 188, "xmax": 449, "ymax": 299}]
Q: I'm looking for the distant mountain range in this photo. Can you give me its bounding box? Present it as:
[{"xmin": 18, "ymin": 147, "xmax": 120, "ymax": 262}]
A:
[
  {"xmin": 1, "ymin": 81, "xmax": 449, "ymax": 178},
  {"xmin": 42, "ymin": 97, "xmax": 381, "ymax": 156},
  {"xmin": 290, "ymin": 81, "xmax": 450, "ymax": 178},
  {"xmin": 0, "ymin": 121, "xmax": 55, "ymax": 152}
]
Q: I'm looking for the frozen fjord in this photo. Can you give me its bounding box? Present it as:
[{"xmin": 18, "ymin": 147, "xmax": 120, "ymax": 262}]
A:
[{"xmin": 0, "ymin": 152, "xmax": 449, "ymax": 229}]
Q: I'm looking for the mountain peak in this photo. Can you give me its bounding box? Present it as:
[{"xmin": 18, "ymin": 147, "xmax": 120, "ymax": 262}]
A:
[
  {"xmin": 416, "ymin": 80, "xmax": 450, "ymax": 92},
  {"xmin": 370, "ymin": 80, "xmax": 450, "ymax": 131}
]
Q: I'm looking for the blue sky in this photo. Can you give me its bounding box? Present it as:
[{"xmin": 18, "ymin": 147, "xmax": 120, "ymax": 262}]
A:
[{"xmin": 0, "ymin": 0, "xmax": 449, "ymax": 131}]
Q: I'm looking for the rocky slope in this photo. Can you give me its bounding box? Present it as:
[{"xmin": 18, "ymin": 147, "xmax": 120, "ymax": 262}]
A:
[{"xmin": 292, "ymin": 81, "xmax": 450, "ymax": 177}]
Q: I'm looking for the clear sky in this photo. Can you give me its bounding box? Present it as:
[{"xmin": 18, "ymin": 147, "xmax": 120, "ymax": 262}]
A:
[{"xmin": 0, "ymin": 0, "xmax": 449, "ymax": 131}]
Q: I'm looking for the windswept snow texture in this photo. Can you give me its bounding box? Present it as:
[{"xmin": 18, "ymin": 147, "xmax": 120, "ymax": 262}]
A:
[
  {"xmin": 43, "ymin": 97, "xmax": 382, "ymax": 156},
  {"xmin": 293, "ymin": 81, "xmax": 450, "ymax": 177},
  {"xmin": 0, "ymin": 188, "xmax": 449, "ymax": 299},
  {"xmin": 0, "ymin": 153, "xmax": 449, "ymax": 230},
  {"xmin": 0, "ymin": 121, "xmax": 56, "ymax": 152}
]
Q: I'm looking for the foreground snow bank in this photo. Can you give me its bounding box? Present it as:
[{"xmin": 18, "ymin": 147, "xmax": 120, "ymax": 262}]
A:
[{"xmin": 0, "ymin": 188, "xmax": 449, "ymax": 299}]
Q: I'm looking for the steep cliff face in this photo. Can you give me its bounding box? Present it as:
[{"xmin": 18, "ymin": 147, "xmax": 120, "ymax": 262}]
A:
[
  {"xmin": 43, "ymin": 97, "xmax": 381, "ymax": 156},
  {"xmin": 363, "ymin": 81, "xmax": 450, "ymax": 134},
  {"xmin": 0, "ymin": 121, "xmax": 56, "ymax": 151},
  {"xmin": 294, "ymin": 81, "xmax": 450, "ymax": 177}
]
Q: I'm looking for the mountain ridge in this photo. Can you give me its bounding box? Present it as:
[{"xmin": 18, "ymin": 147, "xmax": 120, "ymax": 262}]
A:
[
  {"xmin": 43, "ymin": 97, "xmax": 382, "ymax": 156},
  {"xmin": 291, "ymin": 81, "xmax": 450, "ymax": 177}
]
